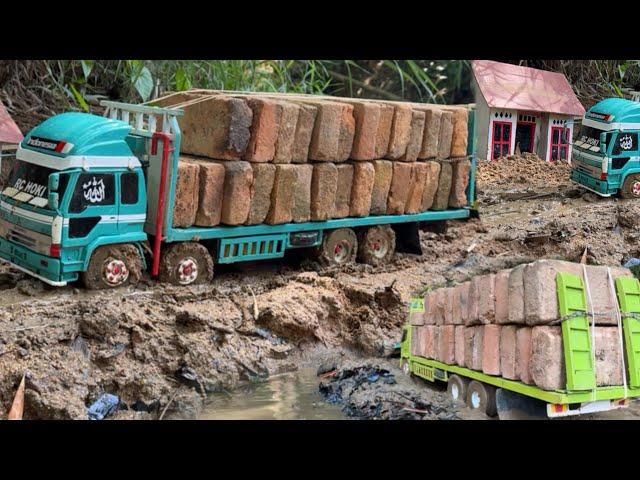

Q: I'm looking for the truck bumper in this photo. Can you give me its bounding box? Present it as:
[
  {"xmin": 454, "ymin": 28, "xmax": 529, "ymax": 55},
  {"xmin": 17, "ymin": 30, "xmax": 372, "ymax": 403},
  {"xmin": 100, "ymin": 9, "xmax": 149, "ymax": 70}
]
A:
[
  {"xmin": 570, "ymin": 169, "xmax": 614, "ymax": 197},
  {"xmin": 0, "ymin": 236, "xmax": 68, "ymax": 286}
]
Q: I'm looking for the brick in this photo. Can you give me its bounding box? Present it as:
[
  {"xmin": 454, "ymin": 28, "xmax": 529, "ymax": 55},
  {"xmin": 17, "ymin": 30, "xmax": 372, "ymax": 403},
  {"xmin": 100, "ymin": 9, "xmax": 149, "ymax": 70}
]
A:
[
  {"xmin": 173, "ymin": 160, "xmax": 200, "ymax": 227},
  {"xmin": 409, "ymin": 299, "xmax": 425, "ymax": 326},
  {"xmin": 448, "ymin": 159, "xmax": 471, "ymax": 208},
  {"xmin": 265, "ymin": 165, "xmax": 298, "ymax": 225},
  {"xmin": 467, "ymin": 274, "xmax": 495, "ymax": 325},
  {"xmin": 405, "ymin": 162, "xmax": 429, "ymax": 214},
  {"xmin": 508, "ymin": 264, "xmax": 526, "ymax": 324},
  {"xmin": 423, "ymin": 291, "xmax": 437, "ymax": 325},
  {"xmin": 437, "ymin": 111, "xmax": 454, "ymax": 159},
  {"xmin": 500, "ymin": 325, "xmax": 518, "ymax": 380},
  {"xmin": 530, "ymin": 326, "xmax": 565, "ymax": 391},
  {"xmin": 245, "ymin": 163, "xmax": 276, "ymax": 225},
  {"xmin": 449, "ymin": 286, "xmax": 465, "ymax": 325},
  {"xmin": 438, "ymin": 325, "xmax": 456, "ymax": 364},
  {"xmin": 421, "ymin": 161, "xmax": 441, "ymax": 211},
  {"xmin": 449, "ymin": 108, "xmax": 469, "ymax": 158},
  {"xmin": 350, "ymin": 102, "xmax": 380, "ymax": 160},
  {"xmin": 594, "ymin": 327, "xmax": 624, "ymax": 386},
  {"xmin": 494, "ymin": 269, "xmax": 510, "ymax": 324},
  {"xmin": 387, "ymin": 104, "xmax": 413, "ymax": 159},
  {"xmin": 349, "ymin": 162, "xmax": 375, "ymax": 217},
  {"xmin": 464, "ymin": 326, "xmax": 484, "ymax": 371},
  {"xmin": 220, "ymin": 161, "xmax": 253, "ymax": 225},
  {"xmin": 432, "ymin": 161, "xmax": 452, "ymax": 211},
  {"xmin": 374, "ymin": 104, "xmax": 395, "ymax": 158},
  {"xmin": 459, "ymin": 282, "xmax": 471, "ymax": 325},
  {"xmin": 370, "ymin": 160, "xmax": 393, "ymax": 215},
  {"xmin": 516, "ymin": 327, "xmax": 533, "ymax": 385},
  {"xmin": 177, "ymin": 96, "xmax": 252, "ymax": 160},
  {"xmin": 244, "ymin": 98, "xmax": 281, "ymax": 162},
  {"xmin": 310, "ymin": 163, "xmax": 338, "ymax": 221},
  {"xmin": 411, "ymin": 326, "xmax": 423, "ymax": 356},
  {"xmin": 482, "ymin": 325, "xmax": 501, "ymax": 376},
  {"xmin": 337, "ymin": 103, "xmax": 356, "ymax": 162},
  {"xmin": 150, "ymin": 91, "xmax": 203, "ymax": 108},
  {"xmin": 273, "ymin": 101, "xmax": 300, "ymax": 163},
  {"xmin": 189, "ymin": 159, "xmax": 225, "ymax": 227},
  {"xmin": 442, "ymin": 287, "xmax": 455, "ymax": 325},
  {"xmin": 424, "ymin": 325, "xmax": 436, "ymax": 359},
  {"xmin": 582, "ymin": 266, "xmax": 633, "ymax": 325},
  {"xmin": 419, "ymin": 108, "xmax": 442, "ymax": 159},
  {"xmin": 333, "ymin": 164, "xmax": 354, "ymax": 219},
  {"xmin": 386, "ymin": 162, "xmax": 412, "ymax": 215},
  {"xmin": 291, "ymin": 104, "xmax": 318, "ymax": 163},
  {"xmin": 454, "ymin": 326, "xmax": 465, "ymax": 366},
  {"xmin": 399, "ymin": 110, "xmax": 425, "ymax": 162},
  {"xmin": 433, "ymin": 288, "xmax": 446, "ymax": 326},
  {"xmin": 308, "ymin": 101, "xmax": 342, "ymax": 162},
  {"xmin": 292, "ymin": 164, "xmax": 313, "ymax": 223}
]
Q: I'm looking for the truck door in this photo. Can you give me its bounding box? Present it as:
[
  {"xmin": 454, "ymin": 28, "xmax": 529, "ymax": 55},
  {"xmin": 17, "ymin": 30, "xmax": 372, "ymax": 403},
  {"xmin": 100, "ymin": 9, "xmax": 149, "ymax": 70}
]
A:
[
  {"xmin": 62, "ymin": 171, "xmax": 119, "ymax": 259},
  {"xmin": 117, "ymin": 171, "xmax": 146, "ymax": 234}
]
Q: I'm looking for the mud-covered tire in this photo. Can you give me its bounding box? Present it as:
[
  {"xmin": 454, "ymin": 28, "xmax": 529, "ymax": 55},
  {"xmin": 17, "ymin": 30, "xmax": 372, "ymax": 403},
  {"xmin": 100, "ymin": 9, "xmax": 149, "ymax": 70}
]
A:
[
  {"xmin": 81, "ymin": 244, "xmax": 143, "ymax": 290},
  {"xmin": 466, "ymin": 380, "xmax": 497, "ymax": 417},
  {"xmin": 159, "ymin": 242, "xmax": 213, "ymax": 286},
  {"xmin": 447, "ymin": 374, "xmax": 469, "ymax": 404},
  {"xmin": 401, "ymin": 360, "xmax": 411, "ymax": 376},
  {"xmin": 357, "ymin": 225, "xmax": 396, "ymax": 266},
  {"xmin": 621, "ymin": 174, "xmax": 640, "ymax": 199},
  {"xmin": 315, "ymin": 228, "xmax": 357, "ymax": 266}
]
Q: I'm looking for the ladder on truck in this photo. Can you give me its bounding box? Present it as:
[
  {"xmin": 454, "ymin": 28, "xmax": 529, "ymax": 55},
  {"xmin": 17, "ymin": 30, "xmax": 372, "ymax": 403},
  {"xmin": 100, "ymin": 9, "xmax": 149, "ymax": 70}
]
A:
[{"xmin": 100, "ymin": 100, "xmax": 184, "ymax": 277}]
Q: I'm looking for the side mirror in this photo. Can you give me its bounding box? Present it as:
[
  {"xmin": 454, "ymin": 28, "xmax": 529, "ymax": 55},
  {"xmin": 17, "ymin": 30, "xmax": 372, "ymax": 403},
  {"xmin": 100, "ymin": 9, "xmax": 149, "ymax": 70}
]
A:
[
  {"xmin": 600, "ymin": 132, "xmax": 607, "ymax": 154},
  {"xmin": 48, "ymin": 192, "xmax": 59, "ymax": 210},
  {"xmin": 48, "ymin": 173, "xmax": 59, "ymax": 192}
]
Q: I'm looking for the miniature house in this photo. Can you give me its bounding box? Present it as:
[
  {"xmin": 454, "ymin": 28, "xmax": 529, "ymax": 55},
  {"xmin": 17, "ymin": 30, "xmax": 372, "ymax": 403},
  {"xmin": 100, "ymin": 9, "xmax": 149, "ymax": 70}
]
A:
[
  {"xmin": 0, "ymin": 100, "xmax": 23, "ymax": 185},
  {"xmin": 471, "ymin": 60, "xmax": 585, "ymax": 162}
]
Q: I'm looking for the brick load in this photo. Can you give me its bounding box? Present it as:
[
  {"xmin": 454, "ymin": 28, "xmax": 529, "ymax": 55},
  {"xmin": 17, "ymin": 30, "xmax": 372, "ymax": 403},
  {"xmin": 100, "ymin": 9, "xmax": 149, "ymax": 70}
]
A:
[
  {"xmin": 448, "ymin": 158, "xmax": 471, "ymax": 208},
  {"xmin": 349, "ymin": 162, "xmax": 375, "ymax": 217},
  {"xmin": 265, "ymin": 165, "xmax": 298, "ymax": 224},
  {"xmin": 370, "ymin": 160, "xmax": 393, "ymax": 215},
  {"xmin": 245, "ymin": 163, "xmax": 276, "ymax": 225},
  {"xmin": 186, "ymin": 158, "xmax": 225, "ymax": 227},
  {"xmin": 310, "ymin": 163, "xmax": 338, "ymax": 221},
  {"xmin": 399, "ymin": 110, "xmax": 426, "ymax": 162},
  {"xmin": 291, "ymin": 164, "xmax": 313, "ymax": 223},
  {"xmin": 219, "ymin": 161, "xmax": 253, "ymax": 225},
  {"xmin": 431, "ymin": 161, "xmax": 452, "ymax": 211},
  {"xmin": 333, "ymin": 164, "xmax": 355, "ymax": 219},
  {"xmin": 173, "ymin": 160, "xmax": 200, "ymax": 227}
]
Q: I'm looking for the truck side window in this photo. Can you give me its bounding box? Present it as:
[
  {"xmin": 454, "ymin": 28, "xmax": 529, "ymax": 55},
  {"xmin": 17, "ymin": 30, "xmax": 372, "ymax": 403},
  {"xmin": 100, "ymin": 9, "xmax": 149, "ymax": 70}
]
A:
[
  {"xmin": 120, "ymin": 172, "xmax": 139, "ymax": 205},
  {"xmin": 69, "ymin": 173, "xmax": 115, "ymax": 213},
  {"xmin": 612, "ymin": 132, "xmax": 638, "ymax": 156}
]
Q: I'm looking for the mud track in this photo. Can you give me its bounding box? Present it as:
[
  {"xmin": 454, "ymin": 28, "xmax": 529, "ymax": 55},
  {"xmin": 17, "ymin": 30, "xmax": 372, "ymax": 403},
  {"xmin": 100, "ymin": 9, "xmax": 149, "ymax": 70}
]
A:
[{"xmin": 3, "ymin": 155, "xmax": 640, "ymax": 419}]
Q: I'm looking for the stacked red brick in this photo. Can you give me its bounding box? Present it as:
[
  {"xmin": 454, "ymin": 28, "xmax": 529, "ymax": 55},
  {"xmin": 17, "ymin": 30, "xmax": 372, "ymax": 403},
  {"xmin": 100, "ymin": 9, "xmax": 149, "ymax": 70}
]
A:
[
  {"xmin": 409, "ymin": 260, "xmax": 632, "ymax": 391},
  {"xmin": 149, "ymin": 90, "xmax": 471, "ymax": 227}
]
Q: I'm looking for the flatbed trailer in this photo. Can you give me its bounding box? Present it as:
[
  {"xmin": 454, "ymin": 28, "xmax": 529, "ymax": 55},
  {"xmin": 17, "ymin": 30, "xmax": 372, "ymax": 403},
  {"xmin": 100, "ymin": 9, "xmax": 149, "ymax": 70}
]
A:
[{"xmin": 400, "ymin": 272, "xmax": 640, "ymax": 419}]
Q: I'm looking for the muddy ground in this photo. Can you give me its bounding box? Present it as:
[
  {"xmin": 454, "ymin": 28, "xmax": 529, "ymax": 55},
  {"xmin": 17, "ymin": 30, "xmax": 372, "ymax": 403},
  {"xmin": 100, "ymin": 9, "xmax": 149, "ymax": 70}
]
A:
[{"xmin": 2, "ymin": 153, "xmax": 640, "ymax": 419}]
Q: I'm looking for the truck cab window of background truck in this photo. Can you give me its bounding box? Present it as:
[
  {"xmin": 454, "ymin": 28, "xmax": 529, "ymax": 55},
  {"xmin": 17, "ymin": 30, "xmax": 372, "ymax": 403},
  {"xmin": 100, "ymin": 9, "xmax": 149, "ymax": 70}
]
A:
[{"xmin": 610, "ymin": 131, "xmax": 639, "ymax": 170}]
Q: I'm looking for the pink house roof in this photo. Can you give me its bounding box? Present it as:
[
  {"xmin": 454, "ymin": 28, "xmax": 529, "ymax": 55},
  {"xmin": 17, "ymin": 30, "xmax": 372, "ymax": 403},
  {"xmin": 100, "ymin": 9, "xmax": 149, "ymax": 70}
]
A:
[
  {"xmin": 472, "ymin": 60, "xmax": 585, "ymax": 117},
  {"xmin": 0, "ymin": 100, "xmax": 23, "ymax": 145}
]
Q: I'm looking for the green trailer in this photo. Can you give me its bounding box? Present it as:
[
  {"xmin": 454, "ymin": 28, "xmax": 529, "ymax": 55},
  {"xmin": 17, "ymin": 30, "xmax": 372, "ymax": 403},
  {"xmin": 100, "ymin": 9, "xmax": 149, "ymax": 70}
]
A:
[
  {"xmin": 0, "ymin": 100, "xmax": 478, "ymax": 289},
  {"xmin": 400, "ymin": 272, "xmax": 640, "ymax": 419}
]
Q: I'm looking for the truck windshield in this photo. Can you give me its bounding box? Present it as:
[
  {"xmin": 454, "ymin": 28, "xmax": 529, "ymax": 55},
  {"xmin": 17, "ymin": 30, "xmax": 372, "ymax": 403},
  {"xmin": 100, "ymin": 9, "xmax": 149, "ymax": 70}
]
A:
[
  {"xmin": 575, "ymin": 125, "xmax": 607, "ymax": 152},
  {"xmin": 1, "ymin": 160, "xmax": 66, "ymax": 209}
]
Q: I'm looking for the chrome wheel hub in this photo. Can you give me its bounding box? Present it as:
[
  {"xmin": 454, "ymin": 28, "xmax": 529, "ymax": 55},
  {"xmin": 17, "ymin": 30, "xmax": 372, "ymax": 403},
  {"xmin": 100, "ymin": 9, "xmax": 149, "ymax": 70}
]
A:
[
  {"xmin": 371, "ymin": 237, "xmax": 388, "ymax": 258},
  {"xmin": 103, "ymin": 259, "xmax": 129, "ymax": 286},
  {"xmin": 632, "ymin": 181, "xmax": 640, "ymax": 197},
  {"xmin": 177, "ymin": 257, "xmax": 198, "ymax": 285},
  {"xmin": 333, "ymin": 241, "xmax": 350, "ymax": 263}
]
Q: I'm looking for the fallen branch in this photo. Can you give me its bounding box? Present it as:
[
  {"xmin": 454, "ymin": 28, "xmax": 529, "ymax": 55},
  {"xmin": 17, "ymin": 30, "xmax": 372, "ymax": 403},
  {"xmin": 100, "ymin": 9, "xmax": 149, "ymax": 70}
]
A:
[
  {"xmin": 7, "ymin": 375, "xmax": 25, "ymax": 420},
  {"xmin": 159, "ymin": 387, "xmax": 181, "ymax": 421}
]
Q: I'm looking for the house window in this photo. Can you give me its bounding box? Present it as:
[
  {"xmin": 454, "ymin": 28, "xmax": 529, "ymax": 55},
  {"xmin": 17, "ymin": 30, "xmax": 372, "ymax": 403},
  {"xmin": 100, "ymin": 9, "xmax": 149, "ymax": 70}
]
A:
[
  {"xmin": 550, "ymin": 126, "xmax": 569, "ymax": 161},
  {"xmin": 492, "ymin": 121, "xmax": 512, "ymax": 159}
]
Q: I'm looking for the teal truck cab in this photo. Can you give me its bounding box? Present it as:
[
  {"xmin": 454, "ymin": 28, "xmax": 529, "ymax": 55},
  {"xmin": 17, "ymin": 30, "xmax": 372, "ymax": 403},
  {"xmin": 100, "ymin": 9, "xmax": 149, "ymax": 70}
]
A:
[
  {"xmin": 571, "ymin": 98, "xmax": 640, "ymax": 198},
  {"xmin": 0, "ymin": 101, "xmax": 477, "ymax": 290}
]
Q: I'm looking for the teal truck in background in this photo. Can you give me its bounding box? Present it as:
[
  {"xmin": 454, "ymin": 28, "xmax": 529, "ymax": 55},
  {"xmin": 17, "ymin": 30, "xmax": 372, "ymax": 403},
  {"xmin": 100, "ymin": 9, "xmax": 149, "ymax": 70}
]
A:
[
  {"xmin": 571, "ymin": 98, "xmax": 640, "ymax": 198},
  {"xmin": 0, "ymin": 101, "xmax": 477, "ymax": 289}
]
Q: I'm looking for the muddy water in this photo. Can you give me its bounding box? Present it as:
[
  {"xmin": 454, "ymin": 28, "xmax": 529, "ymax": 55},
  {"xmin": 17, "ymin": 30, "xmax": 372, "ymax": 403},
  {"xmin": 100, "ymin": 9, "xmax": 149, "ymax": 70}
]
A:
[{"xmin": 199, "ymin": 368, "xmax": 347, "ymax": 420}]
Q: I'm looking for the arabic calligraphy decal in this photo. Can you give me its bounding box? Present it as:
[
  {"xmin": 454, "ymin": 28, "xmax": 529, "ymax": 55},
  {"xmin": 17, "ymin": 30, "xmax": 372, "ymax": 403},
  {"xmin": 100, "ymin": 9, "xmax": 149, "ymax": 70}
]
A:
[{"xmin": 83, "ymin": 177, "xmax": 106, "ymax": 203}]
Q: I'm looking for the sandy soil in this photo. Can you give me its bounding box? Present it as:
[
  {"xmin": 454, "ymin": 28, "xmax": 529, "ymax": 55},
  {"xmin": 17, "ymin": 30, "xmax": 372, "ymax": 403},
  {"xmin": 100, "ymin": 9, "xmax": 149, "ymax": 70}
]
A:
[{"xmin": 2, "ymin": 154, "xmax": 640, "ymax": 419}]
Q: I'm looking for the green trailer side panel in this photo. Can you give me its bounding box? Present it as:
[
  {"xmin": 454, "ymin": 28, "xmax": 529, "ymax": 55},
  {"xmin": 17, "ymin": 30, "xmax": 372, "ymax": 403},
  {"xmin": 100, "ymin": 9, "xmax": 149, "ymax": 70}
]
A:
[
  {"xmin": 616, "ymin": 277, "xmax": 640, "ymax": 388},
  {"xmin": 556, "ymin": 272, "xmax": 596, "ymax": 391}
]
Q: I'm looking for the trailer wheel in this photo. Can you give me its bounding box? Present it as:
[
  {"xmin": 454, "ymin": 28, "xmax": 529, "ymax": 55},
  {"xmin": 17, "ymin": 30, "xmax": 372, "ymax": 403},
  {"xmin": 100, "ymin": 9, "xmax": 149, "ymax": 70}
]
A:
[
  {"xmin": 159, "ymin": 242, "xmax": 214, "ymax": 286},
  {"xmin": 447, "ymin": 375, "xmax": 470, "ymax": 404},
  {"xmin": 357, "ymin": 225, "xmax": 395, "ymax": 266},
  {"xmin": 621, "ymin": 174, "xmax": 640, "ymax": 199},
  {"xmin": 315, "ymin": 228, "xmax": 357, "ymax": 266},
  {"xmin": 82, "ymin": 244, "xmax": 143, "ymax": 290},
  {"xmin": 466, "ymin": 380, "xmax": 498, "ymax": 417}
]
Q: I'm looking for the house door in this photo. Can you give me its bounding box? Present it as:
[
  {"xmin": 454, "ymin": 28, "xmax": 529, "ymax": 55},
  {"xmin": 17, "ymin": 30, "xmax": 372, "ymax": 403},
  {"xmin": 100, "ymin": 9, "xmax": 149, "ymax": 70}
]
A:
[
  {"xmin": 515, "ymin": 122, "xmax": 536, "ymax": 154},
  {"xmin": 492, "ymin": 121, "xmax": 512, "ymax": 160}
]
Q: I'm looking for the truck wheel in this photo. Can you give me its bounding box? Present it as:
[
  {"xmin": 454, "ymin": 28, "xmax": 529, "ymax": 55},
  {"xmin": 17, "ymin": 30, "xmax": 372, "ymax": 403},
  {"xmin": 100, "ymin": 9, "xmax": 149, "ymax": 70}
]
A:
[
  {"xmin": 159, "ymin": 242, "xmax": 213, "ymax": 286},
  {"xmin": 316, "ymin": 228, "xmax": 357, "ymax": 266},
  {"xmin": 401, "ymin": 360, "xmax": 411, "ymax": 376},
  {"xmin": 466, "ymin": 380, "xmax": 497, "ymax": 417},
  {"xmin": 447, "ymin": 375, "xmax": 470, "ymax": 404},
  {"xmin": 357, "ymin": 225, "xmax": 395, "ymax": 266},
  {"xmin": 82, "ymin": 244, "xmax": 143, "ymax": 290},
  {"xmin": 621, "ymin": 174, "xmax": 640, "ymax": 199}
]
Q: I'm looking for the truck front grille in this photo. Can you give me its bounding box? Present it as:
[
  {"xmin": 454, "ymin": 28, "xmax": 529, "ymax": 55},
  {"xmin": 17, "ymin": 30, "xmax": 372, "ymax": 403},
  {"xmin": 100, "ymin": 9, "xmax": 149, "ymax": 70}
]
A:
[{"xmin": 0, "ymin": 218, "xmax": 51, "ymax": 256}]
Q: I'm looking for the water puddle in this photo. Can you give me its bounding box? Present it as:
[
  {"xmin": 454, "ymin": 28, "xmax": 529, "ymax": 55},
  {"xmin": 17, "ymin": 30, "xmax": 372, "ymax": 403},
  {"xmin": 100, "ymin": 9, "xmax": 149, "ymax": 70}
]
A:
[{"xmin": 200, "ymin": 368, "xmax": 346, "ymax": 420}]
